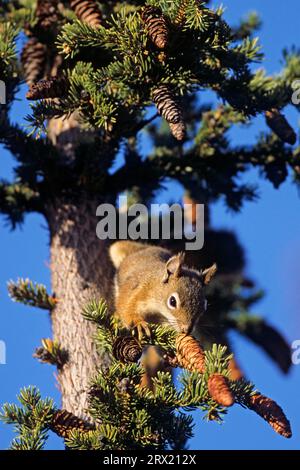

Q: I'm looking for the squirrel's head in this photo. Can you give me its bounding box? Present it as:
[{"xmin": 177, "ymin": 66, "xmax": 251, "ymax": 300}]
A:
[{"xmin": 155, "ymin": 253, "xmax": 217, "ymax": 334}]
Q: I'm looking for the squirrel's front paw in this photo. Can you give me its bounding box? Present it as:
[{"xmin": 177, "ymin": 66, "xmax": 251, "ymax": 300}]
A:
[{"xmin": 132, "ymin": 321, "xmax": 151, "ymax": 341}]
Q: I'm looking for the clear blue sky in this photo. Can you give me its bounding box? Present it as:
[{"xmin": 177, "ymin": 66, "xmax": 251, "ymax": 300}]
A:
[{"xmin": 1, "ymin": 0, "xmax": 300, "ymax": 450}]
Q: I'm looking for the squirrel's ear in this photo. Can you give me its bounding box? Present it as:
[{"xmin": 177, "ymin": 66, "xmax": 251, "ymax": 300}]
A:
[
  {"xmin": 202, "ymin": 263, "xmax": 217, "ymax": 285},
  {"xmin": 163, "ymin": 252, "xmax": 185, "ymax": 283}
]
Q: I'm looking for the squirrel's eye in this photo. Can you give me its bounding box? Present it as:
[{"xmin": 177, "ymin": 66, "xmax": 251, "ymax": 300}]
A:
[{"xmin": 167, "ymin": 293, "xmax": 179, "ymax": 310}]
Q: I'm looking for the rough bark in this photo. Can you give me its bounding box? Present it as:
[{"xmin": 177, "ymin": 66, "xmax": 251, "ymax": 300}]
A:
[
  {"xmin": 42, "ymin": 90, "xmax": 118, "ymax": 421},
  {"xmin": 46, "ymin": 198, "xmax": 114, "ymax": 420}
]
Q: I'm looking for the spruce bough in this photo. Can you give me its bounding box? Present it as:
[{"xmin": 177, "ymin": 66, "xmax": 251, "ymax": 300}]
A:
[{"xmin": 0, "ymin": 299, "xmax": 292, "ymax": 449}]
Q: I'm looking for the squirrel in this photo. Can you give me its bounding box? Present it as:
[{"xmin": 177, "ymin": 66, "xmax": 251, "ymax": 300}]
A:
[{"xmin": 109, "ymin": 241, "xmax": 217, "ymax": 339}]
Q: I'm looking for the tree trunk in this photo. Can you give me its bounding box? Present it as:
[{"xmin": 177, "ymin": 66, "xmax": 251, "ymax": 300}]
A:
[{"xmin": 46, "ymin": 199, "xmax": 114, "ymax": 420}]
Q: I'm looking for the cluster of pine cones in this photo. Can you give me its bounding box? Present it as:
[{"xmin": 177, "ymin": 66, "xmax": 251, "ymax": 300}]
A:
[
  {"xmin": 21, "ymin": 2, "xmax": 187, "ymax": 142},
  {"xmin": 141, "ymin": 6, "xmax": 186, "ymax": 141},
  {"xmin": 21, "ymin": 0, "xmax": 102, "ymax": 86},
  {"xmin": 111, "ymin": 332, "xmax": 291, "ymax": 439},
  {"xmin": 21, "ymin": 1, "xmax": 296, "ymax": 145}
]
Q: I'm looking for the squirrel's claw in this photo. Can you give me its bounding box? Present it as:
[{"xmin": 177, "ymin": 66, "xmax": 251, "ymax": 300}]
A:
[{"xmin": 133, "ymin": 321, "xmax": 151, "ymax": 341}]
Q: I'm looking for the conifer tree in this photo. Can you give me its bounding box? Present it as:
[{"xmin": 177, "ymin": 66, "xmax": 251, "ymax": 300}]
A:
[{"xmin": 0, "ymin": 0, "xmax": 299, "ymax": 449}]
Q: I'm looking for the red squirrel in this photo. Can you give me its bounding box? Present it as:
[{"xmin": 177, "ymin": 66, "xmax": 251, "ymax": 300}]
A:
[{"xmin": 109, "ymin": 241, "xmax": 217, "ymax": 339}]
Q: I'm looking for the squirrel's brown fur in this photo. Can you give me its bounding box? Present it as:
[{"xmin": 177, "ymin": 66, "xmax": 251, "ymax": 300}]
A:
[{"xmin": 109, "ymin": 241, "xmax": 216, "ymax": 337}]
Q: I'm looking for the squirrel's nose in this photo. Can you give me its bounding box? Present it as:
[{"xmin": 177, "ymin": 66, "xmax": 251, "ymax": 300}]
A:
[
  {"xmin": 181, "ymin": 325, "xmax": 190, "ymax": 334},
  {"xmin": 182, "ymin": 323, "xmax": 195, "ymax": 335}
]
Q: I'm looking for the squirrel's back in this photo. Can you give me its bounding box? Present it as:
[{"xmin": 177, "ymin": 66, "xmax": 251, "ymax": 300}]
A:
[{"xmin": 116, "ymin": 244, "xmax": 171, "ymax": 291}]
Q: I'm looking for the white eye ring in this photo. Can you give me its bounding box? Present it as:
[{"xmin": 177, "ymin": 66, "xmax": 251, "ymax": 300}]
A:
[{"xmin": 167, "ymin": 292, "xmax": 180, "ymax": 310}]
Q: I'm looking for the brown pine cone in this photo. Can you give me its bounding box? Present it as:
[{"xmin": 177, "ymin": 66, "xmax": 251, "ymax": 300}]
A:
[
  {"xmin": 70, "ymin": 0, "xmax": 102, "ymax": 28},
  {"xmin": 248, "ymin": 393, "xmax": 292, "ymax": 438},
  {"xmin": 152, "ymin": 85, "xmax": 183, "ymax": 124},
  {"xmin": 50, "ymin": 409, "xmax": 93, "ymax": 438},
  {"xmin": 113, "ymin": 336, "xmax": 143, "ymax": 363},
  {"xmin": 265, "ymin": 108, "xmax": 297, "ymax": 145},
  {"xmin": 175, "ymin": 334, "xmax": 234, "ymax": 407},
  {"xmin": 228, "ymin": 357, "xmax": 244, "ymax": 381},
  {"xmin": 207, "ymin": 373, "xmax": 234, "ymax": 407},
  {"xmin": 174, "ymin": 0, "xmax": 189, "ymax": 26},
  {"xmin": 175, "ymin": 334, "xmax": 206, "ymax": 373},
  {"xmin": 36, "ymin": 0, "xmax": 60, "ymax": 30},
  {"xmin": 26, "ymin": 76, "xmax": 70, "ymax": 100},
  {"xmin": 169, "ymin": 121, "xmax": 186, "ymax": 141},
  {"xmin": 141, "ymin": 6, "xmax": 169, "ymax": 50},
  {"xmin": 21, "ymin": 38, "xmax": 47, "ymax": 85}
]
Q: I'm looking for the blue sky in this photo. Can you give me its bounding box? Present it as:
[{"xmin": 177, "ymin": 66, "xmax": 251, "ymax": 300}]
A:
[{"xmin": 1, "ymin": 0, "xmax": 300, "ymax": 450}]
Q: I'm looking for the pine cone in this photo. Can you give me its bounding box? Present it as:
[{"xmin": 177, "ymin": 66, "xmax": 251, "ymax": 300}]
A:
[
  {"xmin": 169, "ymin": 121, "xmax": 186, "ymax": 141},
  {"xmin": 248, "ymin": 393, "xmax": 292, "ymax": 438},
  {"xmin": 50, "ymin": 409, "xmax": 93, "ymax": 438},
  {"xmin": 21, "ymin": 38, "xmax": 47, "ymax": 85},
  {"xmin": 175, "ymin": 334, "xmax": 206, "ymax": 373},
  {"xmin": 152, "ymin": 85, "xmax": 186, "ymax": 140},
  {"xmin": 182, "ymin": 192, "xmax": 198, "ymax": 226},
  {"xmin": 228, "ymin": 357, "xmax": 244, "ymax": 381},
  {"xmin": 70, "ymin": 0, "xmax": 102, "ymax": 28},
  {"xmin": 208, "ymin": 373, "xmax": 234, "ymax": 407},
  {"xmin": 26, "ymin": 76, "xmax": 70, "ymax": 100},
  {"xmin": 176, "ymin": 334, "xmax": 234, "ymax": 407},
  {"xmin": 113, "ymin": 336, "xmax": 143, "ymax": 363},
  {"xmin": 265, "ymin": 158, "xmax": 288, "ymax": 189},
  {"xmin": 152, "ymin": 85, "xmax": 182, "ymax": 123},
  {"xmin": 141, "ymin": 6, "xmax": 169, "ymax": 50},
  {"xmin": 36, "ymin": 0, "xmax": 60, "ymax": 30},
  {"xmin": 265, "ymin": 108, "xmax": 297, "ymax": 145}
]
